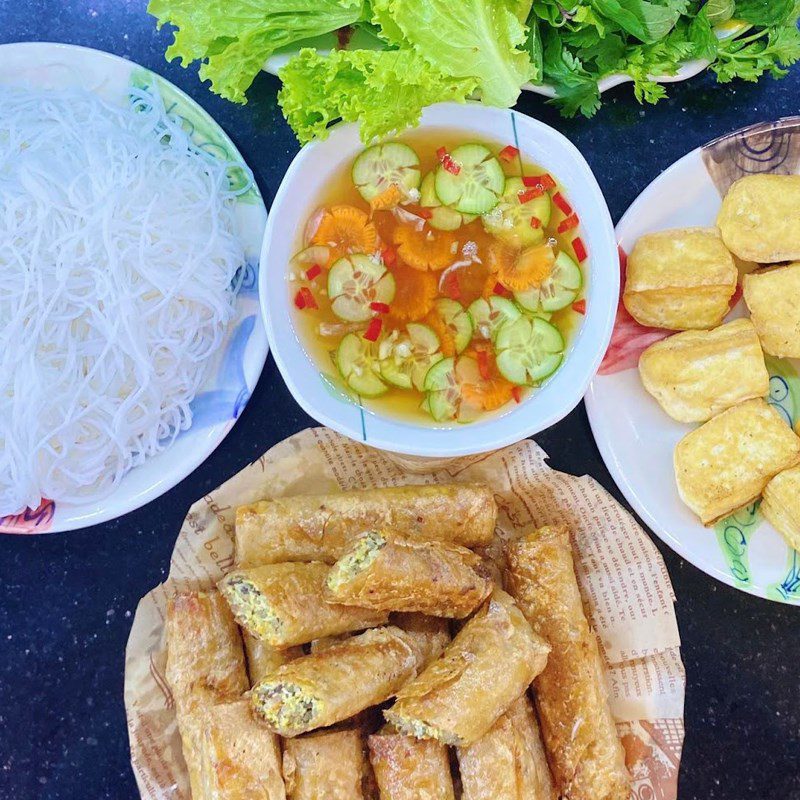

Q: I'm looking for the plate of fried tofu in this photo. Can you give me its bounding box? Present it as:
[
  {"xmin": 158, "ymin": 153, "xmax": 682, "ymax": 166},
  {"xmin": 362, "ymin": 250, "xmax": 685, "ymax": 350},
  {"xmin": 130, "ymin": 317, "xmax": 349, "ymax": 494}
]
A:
[{"xmin": 586, "ymin": 117, "xmax": 800, "ymax": 603}]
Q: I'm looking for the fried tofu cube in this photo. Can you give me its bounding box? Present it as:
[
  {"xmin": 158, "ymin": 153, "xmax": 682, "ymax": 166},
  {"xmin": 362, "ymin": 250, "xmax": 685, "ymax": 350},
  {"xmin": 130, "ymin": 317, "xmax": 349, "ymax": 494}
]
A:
[
  {"xmin": 743, "ymin": 262, "xmax": 800, "ymax": 358},
  {"xmin": 623, "ymin": 228, "xmax": 737, "ymax": 330},
  {"xmin": 674, "ymin": 398, "xmax": 800, "ymax": 526},
  {"xmin": 717, "ymin": 175, "xmax": 800, "ymax": 263},
  {"xmin": 639, "ymin": 318, "xmax": 769, "ymax": 423},
  {"xmin": 761, "ymin": 466, "xmax": 800, "ymax": 551}
]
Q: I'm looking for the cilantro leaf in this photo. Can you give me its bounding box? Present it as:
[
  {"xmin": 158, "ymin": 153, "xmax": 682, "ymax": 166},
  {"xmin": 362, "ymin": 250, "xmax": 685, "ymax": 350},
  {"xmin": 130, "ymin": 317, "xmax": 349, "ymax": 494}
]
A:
[{"xmin": 713, "ymin": 22, "xmax": 800, "ymax": 82}]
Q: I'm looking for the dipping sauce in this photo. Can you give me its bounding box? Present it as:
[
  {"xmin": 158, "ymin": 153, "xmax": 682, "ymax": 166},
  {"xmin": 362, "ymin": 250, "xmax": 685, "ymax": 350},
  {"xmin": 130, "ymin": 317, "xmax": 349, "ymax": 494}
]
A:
[{"xmin": 289, "ymin": 130, "xmax": 587, "ymax": 424}]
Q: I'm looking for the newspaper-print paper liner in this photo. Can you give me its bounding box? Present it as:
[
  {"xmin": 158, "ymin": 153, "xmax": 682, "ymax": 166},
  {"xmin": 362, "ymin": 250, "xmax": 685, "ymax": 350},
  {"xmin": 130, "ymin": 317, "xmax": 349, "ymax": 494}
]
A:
[{"xmin": 124, "ymin": 427, "xmax": 685, "ymax": 800}]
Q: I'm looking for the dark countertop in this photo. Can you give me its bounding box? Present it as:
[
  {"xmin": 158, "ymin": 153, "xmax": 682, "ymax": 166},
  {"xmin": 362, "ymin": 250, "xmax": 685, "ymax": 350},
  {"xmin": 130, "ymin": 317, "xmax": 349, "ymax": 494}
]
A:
[{"xmin": 1, "ymin": 4, "xmax": 799, "ymax": 799}]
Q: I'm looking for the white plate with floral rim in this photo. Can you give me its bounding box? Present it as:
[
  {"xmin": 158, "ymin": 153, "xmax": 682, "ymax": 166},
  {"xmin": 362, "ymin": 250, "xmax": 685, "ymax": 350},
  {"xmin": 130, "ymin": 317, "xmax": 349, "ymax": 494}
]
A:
[
  {"xmin": 586, "ymin": 117, "xmax": 800, "ymax": 604},
  {"xmin": 0, "ymin": 42, "xmax": 268, "ymax": 534}
]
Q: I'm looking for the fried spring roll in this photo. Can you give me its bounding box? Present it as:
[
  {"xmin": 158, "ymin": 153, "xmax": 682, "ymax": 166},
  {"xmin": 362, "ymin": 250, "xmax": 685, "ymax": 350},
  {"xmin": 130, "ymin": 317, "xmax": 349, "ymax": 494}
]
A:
[
  {"xmin": 165, "ymin": 592, "xmax": 250, "ymax": 797},
  {"xmin": 506, "ymin": 526, "xmax": 630, "ymax": 800},
  {"xmin": 244, "ymin": 633, "xmax": 303, "ymax": 684},
  {"xmin": 235, "ymin": 484, "xmax": 497, "ymax": 566},
  {"xmin": 283, "ymin": 728, "xmax": 370, "ymax": 800},
  {"xmin": 384, "ymin": 591, "xmax": 550, "ymax": 747},
  {"xmin": 325, "ymin": 532, "xmax": 493, "ymax": 618},
  {"xmin": 251, "ymin": 626, "xmax": 422, "ymax": 737},
  {"xmin": 193, "ymin": 699, "xmax": 286, "ymax": 800},
  {"xmin": 390, "ymin": 613, "xmax": 451, "ymax": 668},
  {"xmin": 368, "ymin": 725, "xmax": 455, "ymax": 800},
  {"xmin": 165, "ymin": 591, "xmax": 249, "ymax": 711},
  {"xmin": 457, "ymin": 695, "xmax": 555, "ymax": 800},
  {"xmin": 219, "ymin": 562, "xmax": 387, "ymax": 648}
]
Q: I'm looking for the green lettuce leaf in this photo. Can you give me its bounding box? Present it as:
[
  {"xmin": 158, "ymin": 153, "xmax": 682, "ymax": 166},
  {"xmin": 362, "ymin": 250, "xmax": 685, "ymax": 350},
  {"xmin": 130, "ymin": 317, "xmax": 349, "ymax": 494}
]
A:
[
  {"xmin": 589, "ymin": 0, "xmax": 686, "ymax": 43},
  {"xmin": 734, "ymin": 0, "xmax": 798, "ymax": 27},
  {"xmin": 148, "ymin": 0, "xmax": 365, "ymax": 103},
  {"xmin": 703, "ymin": 0, "xmax": 736, "ymax": 26},
  {"xmin": 278, "ymin": 48, "xmax": 478, "ymax": 144},
  {"xmin": 371, "ymin": 0, "xmax": 536, "ymax": 107}
]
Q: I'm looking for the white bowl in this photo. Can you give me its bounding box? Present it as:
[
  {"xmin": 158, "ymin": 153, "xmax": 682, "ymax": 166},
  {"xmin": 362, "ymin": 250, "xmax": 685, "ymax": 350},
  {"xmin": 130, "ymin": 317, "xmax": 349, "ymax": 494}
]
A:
[{"xmin": 260, "ymin": 102, "xmax": 617, "ymax": 458}]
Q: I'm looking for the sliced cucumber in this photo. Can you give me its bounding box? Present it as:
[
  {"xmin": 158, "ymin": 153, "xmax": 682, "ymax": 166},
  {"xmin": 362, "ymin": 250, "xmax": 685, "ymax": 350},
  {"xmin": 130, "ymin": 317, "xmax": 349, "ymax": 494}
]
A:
[
  {"xmin": 435, "ymin": 298, "xmax": 473, "ymax": 354},
  {"xmin": 423, "ymin": 357, "xmax": 459, "ymax": 422},
  {"xmin": 495, "ymin": 317, "xmax": 564, "ymax": 386},
  {"xmin": 423, "ymin": 356, "xmax": 456, "ymax": 391},
  {"xmin": 336, "ymin": 333, "xmax": 387, "ymax": 397},
  {"xmin": 468, "ymin": 296, "xmax": 522, "ymax": 341},
  {"xmin": 328, "ymin": 254, "xmax": 396, "ymax": 322},
  {"xmin": 352, "ymin": 143, "xmax": 420, "ymax": 202},
  {"xmin": 420, "ymin": 172, "xmax": 474, "ymax": 231},
  {"xmin": 514, "ymin": 252, "xmax": 582, "ymax": 314},
  {"xmin": 378, "ymin": 323, "xmax": 443, "ymax": 390},
  {"xmin": 434, "ymin": 144, "xmax": 504, "ymax": 215},
  {"xmin": 481, "ymin": 177, "xmax": 552, "ymax": 248}
]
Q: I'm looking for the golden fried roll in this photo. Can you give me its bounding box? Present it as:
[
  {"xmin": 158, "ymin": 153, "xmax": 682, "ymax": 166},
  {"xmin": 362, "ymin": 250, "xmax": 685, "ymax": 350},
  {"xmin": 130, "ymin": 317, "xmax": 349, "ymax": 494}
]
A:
[
  {"xmin": 165, "ymin": 591, "xmax": 250, "ymax": 797},
  {"xmin": 283, "ymin": 728, "xmax": 370, "ymax": 800},
  {"xmin": 325, "ymin": 532, "xmax": 493, "ymax": 618},
  {"xmin": 505, "ymin": 527, "xmax": 630, "ymax": 800},
  {"xmin": 244, "ymin": 633, "xmax": 303, "ymax": 684},
  {"xmin": 743, "ymin": 262, "xmax": 800, "ymax": 358},
  {"xmin": 623, "ymin": 227, "xmax": 737, "ymax": 330},
  {"xmin": 219, "ymin": 562, "xmax": 387, "ymax": 648},
  {"xmin": 718, "ymin": 175, "xmax": 800, "ymax": 263},
  {"xmin": 165, "ymin": 591, "xmax": 249, "ymax": 711},
  {"xmin": 390, "ymin": 613, "xmax": 451, "ymax": 668},
  {"xmin": 235, "ymin": 484, "xmax": 496, "ymax": 566},
  {"xmin": 251, "ymin": 626, "xmax": 422, "ymax": 737},
  {"xmin": 193, "ymin": 700, "xmax": 286, "ymax": 800},
  {"xmin": 761, "ymin": 465, "xmax": 800, "ymax": 551},
  {"xmin": 457, "ymin": 695, "xmax": 556, "ymax": 800},
  {"xmin": 639, "ymin": 318, "xmax": 770, "ymax": 423},
  {"xmin": 368, "ymin": 725, "xmax": 455, "ymax": 800},
  {"xmin": 384, "ymin": 590, "xmax": 550, "ymax": 747},
  {"xmin": 674, "ymin": 398, "xmax": 800, "ymax": 525}
]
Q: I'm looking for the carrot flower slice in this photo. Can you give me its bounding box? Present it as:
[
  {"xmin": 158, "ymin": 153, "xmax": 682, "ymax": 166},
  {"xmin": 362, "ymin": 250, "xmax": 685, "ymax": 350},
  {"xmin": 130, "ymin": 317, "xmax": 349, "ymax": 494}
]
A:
[
  {"xmin": 393, "ymin": 225, "xmax": 457, "ymax": 271},
  {"xmin": 311, "ymin": 205, "xmax": 378, "ymax": 266},
  {"xmin": 423, "ymin": 310, "xmax": 456, "ymax": 357},
  {"xmin": 488, "ymin": 241, "xmax": 555, "ymax": 292},
  {"xmin": 389, "ymin": 263, "xmax": 438, "ymax": 322}
]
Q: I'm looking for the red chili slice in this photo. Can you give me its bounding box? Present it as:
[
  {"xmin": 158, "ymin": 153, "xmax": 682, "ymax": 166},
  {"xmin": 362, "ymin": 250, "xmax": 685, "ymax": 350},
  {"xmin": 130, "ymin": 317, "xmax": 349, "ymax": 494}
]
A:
[
  {"xmin": 370, "ymin": 301, "xmax": 390, "ymax": 313},
  {"xmin": 436, "ymin": 146, "xmax": 448, "ymax": 162},
  {"xmin": 493, "ymin": 282, "xmax": 512, "ymax": 298},
  {"xmin": 530, "ymin": 216, "xmax": 542, "ymax": 229},
  {"xmin": 442, "ymin": 271, "xmax": 461, "ymax": 300},
  {"xmin": 477, "ymin": 349, "xmax": 491, "ymax": 380},
  {"xmin": 557, "ymin": 214, "xmax": 580, "ymax": 234},
  {"xmin": 443, "ymin": 156, "xmax": 461, "ymax": 175},
  {"xmin": 572, "ymin": 299, "xmax": 586, "ymax": 314},
  {"xmin": 511, "ymin": 386, "xmax": 523, "ymax": 403},
  {"xmin": 300, "ymin": 286, "xmax": 317, "ymax": 309},
  {"xmin": 499, "ymin": 145, "xmax": 519, "ymax": 163},
  {"xmin": 523, "ymin": 174, "xmax": 556, "ymax": 191},
  {"xmin": 305, "ymin": 264, "xmax": 322, "ymax": 281},
  {"xmin": 416, "ymin": 207, "xmax": 433, "ymax": 219},
  {"xmin": 553, "ymin": 192, "xmax": 573, "ymax": 216},
  {"xmin": 364, "ymin": 318, "xmax": 382, "ymax": 341},
  {"xmin": 381, "ymin": 247, "xmax": 397, "ymax": 268},
  {"xmin": 294, "ymin": 290, "xmax": 306, "ymax": 310},
  {"xmin": 518, "ymin": 186, "xmax": 543, "ymax": 204},
  {"xmin": 573, "ymin": 237, "xmax": 587, "ymax": 262}
]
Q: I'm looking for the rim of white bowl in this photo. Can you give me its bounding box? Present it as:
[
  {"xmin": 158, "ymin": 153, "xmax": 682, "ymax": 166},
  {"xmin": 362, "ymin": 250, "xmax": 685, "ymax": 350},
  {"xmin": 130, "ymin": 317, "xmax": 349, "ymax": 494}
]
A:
[{"xmin": 260, "ymin": 102, "xmax": 618, "ymax": 457}]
